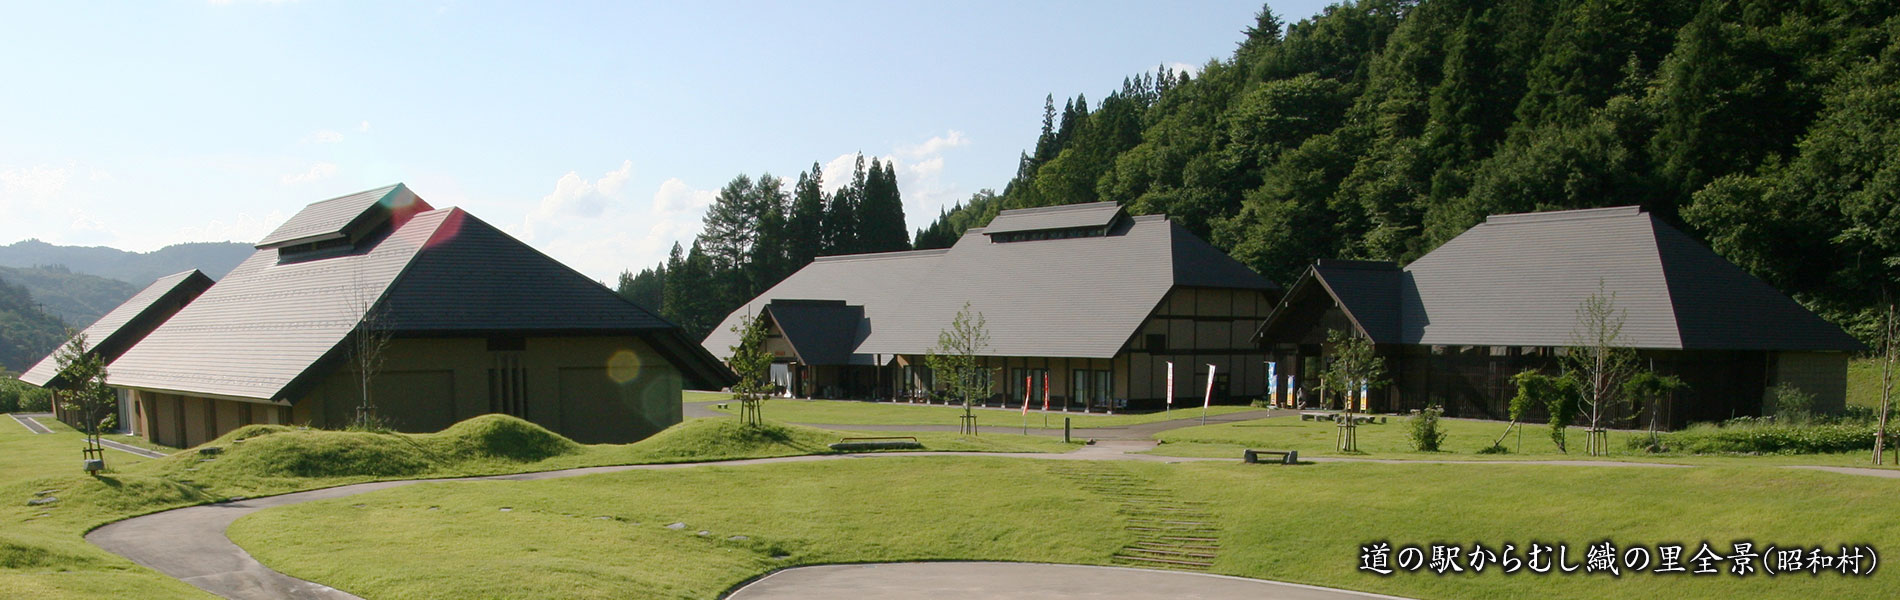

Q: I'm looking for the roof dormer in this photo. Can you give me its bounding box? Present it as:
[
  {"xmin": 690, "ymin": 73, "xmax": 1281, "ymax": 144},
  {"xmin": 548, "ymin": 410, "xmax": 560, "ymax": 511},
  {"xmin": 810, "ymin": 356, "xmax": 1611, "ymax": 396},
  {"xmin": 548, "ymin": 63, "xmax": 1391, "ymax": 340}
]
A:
[
  {"xmin": 255, "ymin": 183, "xmax": 433, "ymax": 262},
  {"xmin": 980, "ymin": 201, "xmax": 1126, "ymax": 243}
]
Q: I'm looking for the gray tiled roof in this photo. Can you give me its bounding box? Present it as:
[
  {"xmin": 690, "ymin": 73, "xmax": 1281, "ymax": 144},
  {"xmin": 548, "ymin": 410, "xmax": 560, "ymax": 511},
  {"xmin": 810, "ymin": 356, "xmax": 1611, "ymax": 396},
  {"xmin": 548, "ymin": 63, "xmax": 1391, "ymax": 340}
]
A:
[
  {"xmin": 704, "ymin": 212, "xmax": 1278, "ymax": 362},
  {"xmin": 254, "ymin": 184, "xmax": 413, "ymax": 249},
  {"xmin": 761, "ymin": 300, "xmax": 864, "ymax": 366},
  {"xmin": 979, "ymin": 201, "xmax": 1124, "ymax": 235},
  {"xmin": 1260, "ymin": 206, "xmax": 1863, "ymax": 352},
  {"xmin": 18, "ymin": 270, "xmax": 214, "ymax": 387},
  {"xmin": 1311, "ymin": 260, "xmax": 1403, "ymax": 343},
  {"xmin": 103, "ymin": 185, "xmax": 734, "ymax": 402}
]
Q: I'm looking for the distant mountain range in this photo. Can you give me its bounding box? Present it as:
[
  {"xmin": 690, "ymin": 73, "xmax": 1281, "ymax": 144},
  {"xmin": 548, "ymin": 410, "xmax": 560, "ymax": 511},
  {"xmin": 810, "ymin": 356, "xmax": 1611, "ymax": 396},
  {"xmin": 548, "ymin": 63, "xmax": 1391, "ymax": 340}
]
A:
[
  {"xmin": 0, "ymin": 239, "xmax": 254, "ymax": 284},
  {"xmin": 0, "ymin": 239, "xmax": 256, "ymax": 372}
]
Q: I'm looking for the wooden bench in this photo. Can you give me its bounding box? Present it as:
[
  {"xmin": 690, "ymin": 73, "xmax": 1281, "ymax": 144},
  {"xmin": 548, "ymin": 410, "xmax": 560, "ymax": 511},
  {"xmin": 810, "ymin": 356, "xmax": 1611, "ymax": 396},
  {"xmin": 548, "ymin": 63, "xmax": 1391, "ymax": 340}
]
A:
[
  {"xmin": 828, "ymin": 436, "xmax": 923, "ymax": 451},
  {"xmin": 1300, "ymin": 412, "xmax": 1331, "ymax": 421},
  {"xmin": 1242, "ymin": 449, "xmax": 1298, "ymax": 465}
]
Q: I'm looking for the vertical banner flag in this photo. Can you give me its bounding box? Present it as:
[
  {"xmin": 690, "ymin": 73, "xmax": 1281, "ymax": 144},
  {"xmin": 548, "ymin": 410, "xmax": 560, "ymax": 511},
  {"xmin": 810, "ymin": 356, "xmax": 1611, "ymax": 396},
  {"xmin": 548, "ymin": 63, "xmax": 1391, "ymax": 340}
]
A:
[
  {"xmin": 1204, "ymin": 364, "xmax": 1217, "ymax": 408},
  {"xmin": 1166, "ymin": 362, "xmax": 1175, "ymax": 406},
  {"xmin": 1359, "ymin": 381, "xmax": 1369, "ymax": 412},
  {"xmin": 1023, "ymin": 377, "xmax": 1032, "ymax": 415},
  {"xmin": 1042, "ymin": 377, "xmax": 1050, "ymax": 412},
  {"xmin": 1267, "ymin": 362, "xmax": 1278, "ymax": 406},
  {"xmin": 1202, "ymin": 364, "xmax": 1217, "ymax": 424}
]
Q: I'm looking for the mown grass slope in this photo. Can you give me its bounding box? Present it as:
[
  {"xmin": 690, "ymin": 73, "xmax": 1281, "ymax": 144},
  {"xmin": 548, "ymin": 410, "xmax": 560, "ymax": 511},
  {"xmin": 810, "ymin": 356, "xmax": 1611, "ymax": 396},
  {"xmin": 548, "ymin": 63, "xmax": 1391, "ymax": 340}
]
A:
[
  {"xmin": 1, "ymin": 414, "xmax": 1069, "ymax": 599},
  {"xmin": 231, "ymin": 456, "xmax": 1900, "ymax": 600}
]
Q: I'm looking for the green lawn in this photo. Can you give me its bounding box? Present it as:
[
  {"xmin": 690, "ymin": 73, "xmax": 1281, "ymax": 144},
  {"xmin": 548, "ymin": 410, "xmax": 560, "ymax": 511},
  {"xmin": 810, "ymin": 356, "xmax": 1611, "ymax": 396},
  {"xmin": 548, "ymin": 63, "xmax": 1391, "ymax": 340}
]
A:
[
  {"xmin": 230, "ymin": 456, "xmax": 1900, "ymax": 599},
  {"xmin": 683, "ymin": 390, "xmax": 730, "ymax": 403},
  {"xmin": 0, "ymin": 414, "xmax": 1070, "ymax": 600},
  {"xmin": 1848, "ymin": 358, "xmax": 1890, "ymax": 410},
  {"xmin": 707, "ymin": 397, "xmax": 1260, "ymax": 428}
]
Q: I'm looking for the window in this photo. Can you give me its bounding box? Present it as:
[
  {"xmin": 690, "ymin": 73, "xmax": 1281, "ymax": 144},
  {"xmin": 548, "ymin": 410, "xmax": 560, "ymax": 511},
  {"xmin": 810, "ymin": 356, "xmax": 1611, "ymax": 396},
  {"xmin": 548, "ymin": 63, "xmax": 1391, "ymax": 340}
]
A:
[
  {"xmin": 1094, "ymin": 370, "xmax": 1113, "ymax": 408},
  {"xmin": 1071, "ymin": 369, "xmax": 1090, "ymax": 411}
]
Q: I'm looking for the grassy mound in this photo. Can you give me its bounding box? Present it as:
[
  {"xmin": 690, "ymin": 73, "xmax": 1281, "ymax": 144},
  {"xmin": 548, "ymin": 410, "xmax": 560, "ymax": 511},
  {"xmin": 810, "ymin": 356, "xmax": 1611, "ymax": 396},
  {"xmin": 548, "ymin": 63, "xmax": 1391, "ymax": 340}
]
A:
[
  {"xmin": 148, "ymin": 415, "xmax": 585, "ymax": 484},
  {"xmin": 434, "ymin": 414, "xmax": 583, "ymax": 462},
  {"xmin": 623, "ymin": 419, "xmax": 835, "ymax": 462}
]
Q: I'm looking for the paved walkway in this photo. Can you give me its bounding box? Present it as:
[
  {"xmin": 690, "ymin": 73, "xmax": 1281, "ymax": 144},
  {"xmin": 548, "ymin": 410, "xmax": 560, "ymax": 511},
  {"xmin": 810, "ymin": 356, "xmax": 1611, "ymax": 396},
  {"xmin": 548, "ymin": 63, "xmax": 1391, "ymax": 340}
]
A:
[
  {"xmin": 1786, "ymin": 465, "xmax": 1900, "ymax": 479},
  {"xmin": 101, "ymin": 437, "xmax": 170, "ymax": 459},
  {"xmin": 9, "ymin": 412, "xmax": 53, "ymax": 434},
  {"xmin": 728, "ymin": 562, "xmax": 1412, "ymax": 600}
]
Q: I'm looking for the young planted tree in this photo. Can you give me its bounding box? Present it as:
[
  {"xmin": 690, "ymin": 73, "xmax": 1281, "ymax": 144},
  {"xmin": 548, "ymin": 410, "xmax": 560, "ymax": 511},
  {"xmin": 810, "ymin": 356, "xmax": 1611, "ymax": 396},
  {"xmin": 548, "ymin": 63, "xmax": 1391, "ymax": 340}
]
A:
[
  {"xmin": 1496, "ymin": 370, "xmax": 1546, "ymax": 453},
  {"xmin": 1878, "ymin": 304, "xmax": 1897, "ymax": 464},
  {"xmin": 1623, "ymin": 371, "xmax": 1686, "ymax": 452},
  {"xmin": 1512, "ymin": 370, "xmax": 1582, "ymax": 453},
  {"xmin": 1567, "ymin": 281, "xmax": 1636, "ymax": 456},
  {"xmin": 1319, "ymin": 329, "xmax": 1384, "ymax": 452},
  {"xmin": 925, "ymin": 302, "xmax": 990, "ymax": 435},
  {"xmin": 727, "ymin": 313, "xmax": 774, "ymax": 427},
  {"xmin": 53, "ymin": 333, "xmax": 113, "ymax": 472},
  {"xmin": 345, "ymin": 277, "xmax": 393, "ymax": 431}
]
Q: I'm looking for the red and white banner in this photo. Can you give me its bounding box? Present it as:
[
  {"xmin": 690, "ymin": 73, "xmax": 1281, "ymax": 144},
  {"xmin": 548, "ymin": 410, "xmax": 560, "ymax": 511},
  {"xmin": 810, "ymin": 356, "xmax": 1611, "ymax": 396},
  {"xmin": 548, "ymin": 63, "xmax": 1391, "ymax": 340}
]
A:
[
  {"xmin": 1203, "ymin": 364, "xmax": 1217, "ymax": 409},
  {"xmin": 1022, "ymin": 376, "xmax": 1032, "ymax": 415},
  {"xmin": 1042, "ymin": 376, "xmax": 1050, "ymax": 412}
]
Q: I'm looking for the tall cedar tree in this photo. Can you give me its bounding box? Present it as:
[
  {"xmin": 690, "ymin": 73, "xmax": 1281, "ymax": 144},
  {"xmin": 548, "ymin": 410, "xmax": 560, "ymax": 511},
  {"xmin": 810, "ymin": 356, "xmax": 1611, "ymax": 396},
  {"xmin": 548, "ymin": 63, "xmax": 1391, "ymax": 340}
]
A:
[
  {"xmin": 788, "ymin": 163, "xmax": 826, "ymax": 265},
  {"xmin": 857, "ymin": 158, "xmax": 911, "ymax": 253}
]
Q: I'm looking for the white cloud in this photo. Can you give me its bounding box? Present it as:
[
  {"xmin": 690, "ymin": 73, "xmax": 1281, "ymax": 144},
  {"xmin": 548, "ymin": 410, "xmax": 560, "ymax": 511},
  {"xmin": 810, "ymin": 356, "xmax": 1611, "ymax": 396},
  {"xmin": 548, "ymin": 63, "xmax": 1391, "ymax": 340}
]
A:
[
  {"xmin": 176, "ymin": 210, "xmax": 289, "ymax": 244},
  {"xmin": 357, "ymin": 120, "xmax": 371, "ymax": 132},
  {"xmin": 305, "ymin": 130, "xmax": 344, "ymax": 144},
  {"xmin": 1, "ymin": 165, "xmax": 70, "ymax": 199},
  {"xmin": 653, "ymin": 177, "xmax": 714, "ymax": 215},
  {"xmin": 896, "ymin": 130, "xmax": 968, "ymax": 160},
  {"xmin": 508, "ymin": 161, "xmax": 714, "ymax": 282},
  {"xmin": 1169, "ymin": 61, "xmax": 1201, "ymax": 76},
  {"xmin": 280, "ymin": 162, "xmax": 338, "ymax": 184}
]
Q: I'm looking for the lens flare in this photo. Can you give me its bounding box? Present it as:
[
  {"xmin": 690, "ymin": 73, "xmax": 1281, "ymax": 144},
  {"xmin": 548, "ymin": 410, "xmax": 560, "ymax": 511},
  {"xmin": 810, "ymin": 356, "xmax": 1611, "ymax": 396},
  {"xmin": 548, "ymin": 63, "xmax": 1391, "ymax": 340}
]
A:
[{"xmin": 607, "ymin": 350, "xmax": 643, "ymax": 384}]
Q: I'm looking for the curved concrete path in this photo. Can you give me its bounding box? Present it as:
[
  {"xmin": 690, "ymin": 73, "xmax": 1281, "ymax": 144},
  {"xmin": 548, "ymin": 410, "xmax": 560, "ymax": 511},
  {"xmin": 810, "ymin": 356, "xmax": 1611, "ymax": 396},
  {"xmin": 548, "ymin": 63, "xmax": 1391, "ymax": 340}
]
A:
[{"xmin": 728, "ymin": 562, "xmax": 1412, "ymax": 600}]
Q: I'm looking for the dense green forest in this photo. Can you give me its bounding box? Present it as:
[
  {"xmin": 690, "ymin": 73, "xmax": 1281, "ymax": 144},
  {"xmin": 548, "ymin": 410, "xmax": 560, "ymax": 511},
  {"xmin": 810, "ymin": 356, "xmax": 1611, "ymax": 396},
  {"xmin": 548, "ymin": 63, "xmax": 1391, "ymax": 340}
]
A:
[
  {"xmin": 908, "ymin": 0, "xmax": 1898, "ymax": 344},
  {"xmin": 625, "ymin": 0, "xmax": 1897, "ymax": 346},
  {"xmin": 618, "ymin": 154, "xmax": 912, "ymax": 338},
  {"xmin": 0, "ymin": 275, "xmax": 68, "ymax": 372}
]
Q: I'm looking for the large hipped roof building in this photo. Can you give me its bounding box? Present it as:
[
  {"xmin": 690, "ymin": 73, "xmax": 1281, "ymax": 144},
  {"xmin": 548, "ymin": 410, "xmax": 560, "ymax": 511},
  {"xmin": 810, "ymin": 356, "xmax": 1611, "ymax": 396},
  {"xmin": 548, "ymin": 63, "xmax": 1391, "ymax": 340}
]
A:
[
  {"xmin": 31, "ymin": 184, "xmax": 732, "ymax": 447},
  {"xmin": 1257, "ymin": 206, "xmax": 1864, "ymax": 427},
  {"xmin": 705, "ymin": 202, "xmax": 1281, "ymax": 410}
]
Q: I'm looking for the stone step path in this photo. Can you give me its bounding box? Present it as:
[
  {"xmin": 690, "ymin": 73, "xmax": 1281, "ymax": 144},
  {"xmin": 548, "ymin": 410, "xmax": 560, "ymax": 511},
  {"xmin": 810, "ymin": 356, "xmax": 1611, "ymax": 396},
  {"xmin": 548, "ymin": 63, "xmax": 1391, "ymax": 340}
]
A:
[{"xmin": 1045, "ymin": 461, "xmax": 1221, "ymax": 571}]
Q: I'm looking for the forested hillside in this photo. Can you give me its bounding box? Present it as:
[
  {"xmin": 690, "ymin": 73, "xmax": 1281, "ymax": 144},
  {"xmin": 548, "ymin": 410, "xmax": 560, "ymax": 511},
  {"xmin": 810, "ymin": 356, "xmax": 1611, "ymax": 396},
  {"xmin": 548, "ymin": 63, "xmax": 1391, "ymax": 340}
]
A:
[
  {"xmin": 0, "ymin": 276, "xmax": 67, "ymax": 372},
  {"xmin": 0, "ymin": 265, "xmax": 139, "ymax": 328},
  {"xmin": 912, "ymin": 0, "xmax": 1898, "ymax": 343},
  {"xmin": 0, "ymin": 239, "xmax": 252, "ymax": 284}
]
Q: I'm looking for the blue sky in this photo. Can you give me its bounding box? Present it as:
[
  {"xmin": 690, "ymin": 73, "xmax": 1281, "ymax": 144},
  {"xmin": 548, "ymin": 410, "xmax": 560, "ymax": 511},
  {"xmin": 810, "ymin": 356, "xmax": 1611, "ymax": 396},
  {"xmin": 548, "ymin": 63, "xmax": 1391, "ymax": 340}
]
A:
[{"xmin": 0, "ymin": 0, "xmax": 1331, "ymax": 281}]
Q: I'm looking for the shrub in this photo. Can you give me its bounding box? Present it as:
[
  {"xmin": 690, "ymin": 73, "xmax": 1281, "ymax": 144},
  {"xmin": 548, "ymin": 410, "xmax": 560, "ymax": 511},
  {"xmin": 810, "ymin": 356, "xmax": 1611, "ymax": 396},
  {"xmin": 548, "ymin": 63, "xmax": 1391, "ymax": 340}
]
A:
[
  {"xmin": 1477, "ymin": 444, "xmax": 1511, "ymax": 455},
  {"xmin": 1640, "ymin": 421, "xmax": 1877, "ymax": 455},
  {"xmin": 0, "ymin": 376, "xmax": 51, "ymax": 413},
  {"xmin": 1408, "ymin": 405, "xmax": 1449, "ymax": 452},
  {"xmin": 1770, "ymin": 383, "xmax": 1814, "ymax": 424}
]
